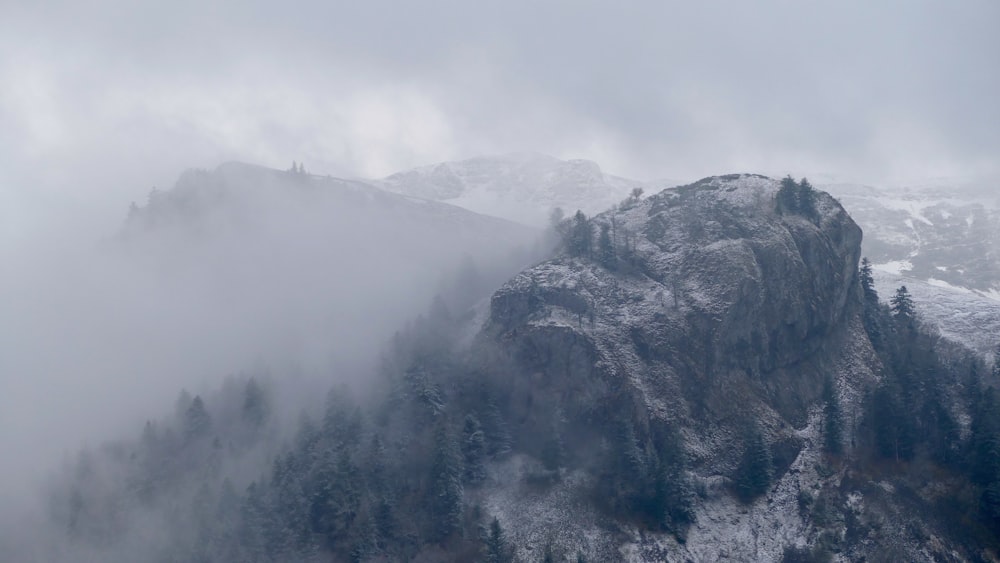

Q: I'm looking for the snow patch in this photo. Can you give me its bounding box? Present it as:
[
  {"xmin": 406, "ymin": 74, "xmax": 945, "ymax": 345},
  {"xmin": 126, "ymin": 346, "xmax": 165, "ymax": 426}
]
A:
[
  {"xmin": 926, "ymin": 278, "xmax": 973, "ymax": 294},
  {"xmin": 976, "ymin": 287, "xmax": 1000, "ymax": 303},
  {"xmin": 873, "ymin": 259, "xmax": 912, "ymax": 275}
]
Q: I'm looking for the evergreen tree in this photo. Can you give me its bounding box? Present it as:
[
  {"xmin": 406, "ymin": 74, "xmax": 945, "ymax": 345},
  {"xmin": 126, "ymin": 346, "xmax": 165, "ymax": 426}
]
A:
[
  {"xmin": 239, "ymin": 482, "xmax": 270, "ymax": 560},
  {"xmin": 567, "ymin": 210, "xmax": 592, "ymax": 257},
  {"xmin": 461, "ymin": 414, "xmax": 487, "ymax": 484},
  {"xmin": 870, "ymin": 382, "xmax": 916, "ymax": 462},
  {"xmin": 822, "ymin": 376, "xmax": 844, "ymax": 455},
  {"xmin": 184, "ymin": 396, "xmax": 212, "ymax": 441},
  {"xmin": 890, "ymin": 286, "xmax": 915, "ymax": 321},
  {"xmin": 428, "ymin": 423, "xmax": 464, "ymax": 542},
  {"xmin": 735, "ymin": 425, "xmax": 773, "ymax": 501},
  {"xmin": 549, "ymin": 207, "xmax": 565, "ymax": 230},
  {"xmin": 482, "ymin": 402, "xmax": 512, "ymax": 458},
  {"xmin": 981, "ymin": 481, "xmax": 1000, "ymax": 528},
  {"xmin": 777, "ymin": 175, "xmax": 800, "ymax": 214},
  {"xmin": 859, "ymin": 257, "xmax": 884, "ymax": 349},
  {"xmin": 924, "ymin": 393, "xmax": 960, "ymax": 466},
  {"xmin": 309, "ymin": 448, "xmax": 361, "ymax": 549},
  {"xmin": 859, "ymin": 258, "xmax": 878, "ymax": 303},
  {"xmin": 797, "ymin": 178, "xmax": 817, "ymax": 218},
  {"xmin": 242, "ymin": 378, "xmax": 269, "ymax": 429},
  {"xmin": 655, "ymin": 425, "xmax": 695, "ymax": 532},
  {"xmin": 598, "ymin": 223, "xmax": 616, "ymax": 270},
  {"xmin": 969, "ymin": 388, "xmax": 1000, "ymax": 485},
  {"xmin": 540, "ymin": 407, "xmax": 567, "ymax": 472},
  {"xmin": 482, "ymin": 517, "xmax": 511, "ymax": 563}
]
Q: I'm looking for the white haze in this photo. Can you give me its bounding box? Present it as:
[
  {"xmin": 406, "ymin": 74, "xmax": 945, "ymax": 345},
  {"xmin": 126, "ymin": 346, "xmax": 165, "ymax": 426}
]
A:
[
  {"xmin": 0, "ymin": 162, "xmax": 535, "ymax": 524},
  {"xmin": 1, "ymin": 0, "xmax": 997, "ymax": 556}
]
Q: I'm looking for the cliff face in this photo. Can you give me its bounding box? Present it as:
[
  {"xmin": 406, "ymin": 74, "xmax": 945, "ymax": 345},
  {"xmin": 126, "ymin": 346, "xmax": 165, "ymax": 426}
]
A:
[
  {"xmin": 486, "ymin": 174, "xmax": 868, "ymax": 455},
  {"xmin": 477, "ymin": 175, "xmax": 895, "ymax": 560}
]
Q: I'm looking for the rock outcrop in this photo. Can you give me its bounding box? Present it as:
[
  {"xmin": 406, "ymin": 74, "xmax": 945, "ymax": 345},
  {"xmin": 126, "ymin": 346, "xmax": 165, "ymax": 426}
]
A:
[{"xmin": 476, "ymin": 174, "xmax": 897, "ymax": 561}]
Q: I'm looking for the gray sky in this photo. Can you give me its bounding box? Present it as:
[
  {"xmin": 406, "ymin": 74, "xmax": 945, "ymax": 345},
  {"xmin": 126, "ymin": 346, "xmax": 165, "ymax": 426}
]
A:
[{"xmin": 2, "ymin": 0, "xmax": 998, "ymax": 240}]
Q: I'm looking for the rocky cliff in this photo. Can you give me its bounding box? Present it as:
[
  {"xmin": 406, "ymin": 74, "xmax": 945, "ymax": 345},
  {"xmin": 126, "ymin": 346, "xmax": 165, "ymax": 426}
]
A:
[{"xmin": 472, "ymin": 175, "xmax": 970, "ymax": 561}]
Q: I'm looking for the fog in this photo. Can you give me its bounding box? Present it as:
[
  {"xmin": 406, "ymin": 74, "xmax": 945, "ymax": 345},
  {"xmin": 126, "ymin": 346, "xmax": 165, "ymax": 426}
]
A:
[
  {"xmin": 1, "ymin": 0, "xmax": 998, "ymax": 559},
  {"xmin": 0, "ymin": 163, "xmax": 535, "ymax": 524}
]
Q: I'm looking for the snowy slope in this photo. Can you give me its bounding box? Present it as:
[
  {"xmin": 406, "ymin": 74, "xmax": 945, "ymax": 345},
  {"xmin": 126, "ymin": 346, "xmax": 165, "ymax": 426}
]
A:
[
  {"xmin": 822, "ymin": 181, "xmax": 1000, "ymax": 298},
  {"xmin": 376, "ymin": 152, "xmax": 649, "ymax": 227},
  {"xmin": 872, "ymin": 271, "xmax": 1000, "ymax": 356}
]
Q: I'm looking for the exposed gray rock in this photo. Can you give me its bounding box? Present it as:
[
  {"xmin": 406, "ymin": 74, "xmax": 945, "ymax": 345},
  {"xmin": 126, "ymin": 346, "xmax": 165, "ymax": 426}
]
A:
[{"xmin": 474, "ymin": 174, "xmax": 971, "ymax": 561}]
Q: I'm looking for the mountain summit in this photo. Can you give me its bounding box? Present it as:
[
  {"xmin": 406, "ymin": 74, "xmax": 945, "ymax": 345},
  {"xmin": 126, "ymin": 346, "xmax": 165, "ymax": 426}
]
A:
[{"xmin": 377, "ymin": 152, "xmax": 645, "ymax": 226}]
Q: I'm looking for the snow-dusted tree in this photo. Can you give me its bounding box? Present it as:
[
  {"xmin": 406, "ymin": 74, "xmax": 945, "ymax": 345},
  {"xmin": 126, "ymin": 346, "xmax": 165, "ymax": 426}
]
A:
[
  {"xmin": 735, "ymin": 425, "xmax": 773, "ymax": 501},
  {"xmin": 482, "ymin": 517, "xmax": 511, "ymax": 563},
  {"xmin": 429, "ymin": 422, "xmax": 464, "ymax": 542},
  {"xmin": 184, "ymin": 396, "xmax": 212, "ymax": 441},
  {"xmin": 242, "ymin": 378, "xmax": 268, "ymax": 430},
  {"xmin": 598, "ymin": 223, "xmax": 616, "ymax": 270},
  {"xmin": 567, "ymin": 210, "xmax": 592, "ymax": 257},
  {"xmin": 461, "ymin": 414, "xmax": 487, "ymax": 484},
  {"xmin": 890, "ymin": 285, "xmax": 915, "ymax": 320}
]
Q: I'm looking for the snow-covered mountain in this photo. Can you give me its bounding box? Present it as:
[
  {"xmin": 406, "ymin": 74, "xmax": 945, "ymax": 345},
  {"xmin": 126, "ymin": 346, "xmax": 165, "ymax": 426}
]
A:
[
  {"xmin": 822, "ymin": 180, "xmax": 1000, "ymax": 300},
  {"xmin": 871, "ymin": 271, "xmax": 1000, "ymax": 357},
  {"xmin": 376, "ymin": 152, "xmax": 647, "ymax": 227},
  {"xmin": 375, "ymin": 154, "xmax": 1000, "ymax": 355}
]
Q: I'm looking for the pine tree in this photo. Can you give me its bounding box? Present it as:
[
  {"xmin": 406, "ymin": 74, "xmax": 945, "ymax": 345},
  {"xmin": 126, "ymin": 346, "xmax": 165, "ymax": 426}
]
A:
[
  {"xmin": 871, "ymin": 382, "xmax": 916, "ymax": 462},
  {"xmin": 429, "ymin": 423, "xmax": 464, "ymax": 542},
  {"xmin": 890, "ymin": 286, "xmax": 915, "ymax": 321},
  {"xmin": 482, "ymin": 517, "xmax": 511, "ymax": 563},
  {"xmin": 461, "ymin": 414, "xmax": 487, "ymax": 484},
  {"xmin": 184, "ymin": 396, "xmax": 212, "ymax": 441},
  {"xmin": 482, "ymin": 402, "xmax": 512, "ymax": 458},
  {"xmin": 860, "ymin": 258, "xmax": 878, "ymax": 302},
  {"xmin": 981, "ymin": 481, "xmax": 1000, "ymax": 528},
  {"xmin": 859, "ymin": 258, "xmax": 884, "ymax": 349},
  {"xmin": 242, "ymin": 378, "xmax": 269, "ymax": 429},
  {"xmin": 969, "ymin": 388, "xmax": 1000, "ymax": 485},
  {"xmin": 797, "ymin": 178, "xmax": 817, "ymax": 218},
  {"xmin": 598, "ymin": 223, "xmax": 616, "ymax": 270},
  {"xmin": 777, "ymin": 175, "xmax": 800, "ymax": 214},
  {"xmin": 656, "ymin": 425, "xmax": 695, "ymax": 532},
  {"xmin": 736, "ymin": 425, "xmax": 773, "ymax": 502},
  {"xmin": 822, "ymin": 376, "xmax": 844, "ymax": 455},
  {"xmin": 567, "ymin": 210, "xmax": 592, "ymax": 257}
]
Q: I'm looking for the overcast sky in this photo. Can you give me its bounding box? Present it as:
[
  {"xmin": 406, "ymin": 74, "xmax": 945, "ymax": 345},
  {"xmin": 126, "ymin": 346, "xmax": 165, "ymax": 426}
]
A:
[{"xmin": 2, "ymin": 0, "xmax": 999, "ymax": 242}]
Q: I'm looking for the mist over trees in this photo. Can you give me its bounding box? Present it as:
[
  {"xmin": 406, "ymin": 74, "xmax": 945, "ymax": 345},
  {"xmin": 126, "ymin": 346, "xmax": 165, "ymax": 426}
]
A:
[
  {"xmin": 4, "ymin": 165, "xmax": 1000, "ymax": 561},
  {"xmin": 853, "ymin": 260, "xmax": 1000, "ymax": 541}
]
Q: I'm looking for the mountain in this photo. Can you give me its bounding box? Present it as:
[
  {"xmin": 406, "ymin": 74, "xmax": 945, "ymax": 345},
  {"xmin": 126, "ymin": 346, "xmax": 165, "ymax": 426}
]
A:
[
  {"xmin": 376, "ymin": 152, "xmax": 647, "ymax": 227},
  {"xmin": 114, "ymin": 162, "xmax": 539, "ymax": 369},
  {"xmin": 471, "ymin": 175, "xmax": 995, "ymax": 560},
  {"xmin": 10, "ymin": 169, "xmax": 999, "ymax": 562},
  {"xmin": 822, "ymin": 180, "xmax": 1000, "ymax": 300},
  {"xmin": 477, "ymin": 175, "xmax": 870, "ymax": 560}
]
